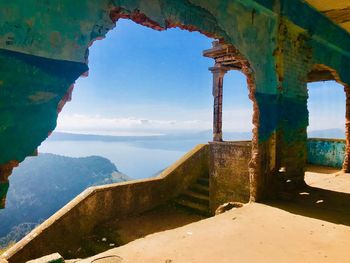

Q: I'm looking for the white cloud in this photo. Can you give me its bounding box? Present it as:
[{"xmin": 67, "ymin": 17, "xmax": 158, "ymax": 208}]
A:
[
  {"xmin": 56, "ymin": 108, "xmax": 254, "ymax": 136},
  {"xmin": 56, "ymin": 114, "xmax": 209, "ymax": 135}
]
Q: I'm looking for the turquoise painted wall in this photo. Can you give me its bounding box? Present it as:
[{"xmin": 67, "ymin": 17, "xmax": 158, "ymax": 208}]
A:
[
  {"xmin": 307, "ymin": 138, "xmax": 345, "ymax": 168},
  {"xmin": 1, "ymin": 0, "xmax": 350, "ymax": 205}
]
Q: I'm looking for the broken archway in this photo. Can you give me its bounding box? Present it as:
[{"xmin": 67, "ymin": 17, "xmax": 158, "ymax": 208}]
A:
[
  {"xmin": 0, "ymin": 1, "xmax": 279, "ymax": 208},
  {"xmin": 307, "ymin": 64, "xmax": 350, "ymax": 172}
]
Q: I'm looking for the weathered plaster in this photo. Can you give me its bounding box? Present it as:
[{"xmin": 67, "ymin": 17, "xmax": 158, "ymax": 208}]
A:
[
  {"xmin": 209, "ymin": 142, "xmax": 251, "ymax": 213},
  {"xmin": 0, "ymin": 0, "xmax": 350, "ymax": 206},
  {"xmin": 307, "ymin": 138, "xmax": 345, "ymax": 168}
]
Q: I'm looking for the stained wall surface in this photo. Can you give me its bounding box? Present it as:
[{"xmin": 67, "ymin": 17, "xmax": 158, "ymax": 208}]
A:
[
  {"xmin": 0, "ymin": 0, "xmax": 350, "ymax": 206},
  {"xmin": 307, "ymin": 138, "xmax": 346, "ymax": 168},
  {"xmin": 209, "ymin": 142, "xmax": 251, "ymax": 213}
]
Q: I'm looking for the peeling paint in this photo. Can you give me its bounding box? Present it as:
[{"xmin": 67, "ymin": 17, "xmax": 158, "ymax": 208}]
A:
[
  {"xmin": 308, "ymin": 138, "xmax": 345, "ymax": 168},
  {"xmin": 0, "ymin": 0, "xmax": 350, "ymax": 206}
]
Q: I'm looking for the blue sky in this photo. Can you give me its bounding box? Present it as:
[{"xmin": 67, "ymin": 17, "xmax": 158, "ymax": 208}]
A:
[
  {"xmin": 56, "ymin": 19, "xmax": 345, "ymax": 136},
  {"xmin": 308, "ymin": 81, "xmax": 345, "ymax": 131}
]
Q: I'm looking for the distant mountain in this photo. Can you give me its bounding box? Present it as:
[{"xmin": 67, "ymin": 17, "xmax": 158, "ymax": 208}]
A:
[
  {"xmin": 48, "ymin": 129, "xmax": 344, "ymax": 149},
  {"xmin": 47, "ymin": 131, "xmax": 163, "ymax": 142},
  {"xmin": 0, "ymin": 153, "xmax": 130, "ymax": 248},
  {"xmin": 308, "ymin": 128, "xmax": 345, "ymax": 139},
  {"xmin": 47, "ymin": 130, "xmax": 253, "ymax": 142},
  {"xmin": 45, "ymin": 131, "xmax": 253, "ymax": 151}
]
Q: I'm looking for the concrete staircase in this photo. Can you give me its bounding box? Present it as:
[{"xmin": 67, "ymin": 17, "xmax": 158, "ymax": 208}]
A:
[{"xmin": 174, "ymin": 173, "xmax": 210, "ymax": 216}]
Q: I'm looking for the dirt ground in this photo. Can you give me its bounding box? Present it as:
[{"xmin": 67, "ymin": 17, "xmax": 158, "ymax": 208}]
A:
[
  {"xmin": 79, "ymin": 204, "xmax": 205, "ymax": 257},
  {"xmin": 75, "ymin": 166, "xmax": 350, "ymax": 262}
]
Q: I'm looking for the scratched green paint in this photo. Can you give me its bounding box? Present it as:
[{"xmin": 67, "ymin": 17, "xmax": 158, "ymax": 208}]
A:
[
  {"xmin": 0, "ymin": 49, "xmax": 87, "ymax": 164},
  {"xmin": 308, "ymin": 139, "xmax": 345, "ymax": 168},
  {"xmin": 0, "ymin": 0, "xmax": 113, "ymax": 62}
]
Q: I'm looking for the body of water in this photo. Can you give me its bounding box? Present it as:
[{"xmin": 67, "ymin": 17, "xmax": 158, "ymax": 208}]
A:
[{"xmin": 39, "ymin": 140, "xmax": 189, "ymax": 179}]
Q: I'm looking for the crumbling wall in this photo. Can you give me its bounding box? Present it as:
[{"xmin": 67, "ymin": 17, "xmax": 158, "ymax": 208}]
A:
[
  {"xmin": 0, "ymin": 0, "xmax": 350, "ymax": 206},
  {"xmin": 0, "ymin": 0, "xmax": 278, "ymax": 206},
  {"xmin": 273, "ymin": 17, "xmax": 311, "ymax": 192},
  {"xmin": 271, "ymin": 1, "xmax": 350, "ymax": 193}
]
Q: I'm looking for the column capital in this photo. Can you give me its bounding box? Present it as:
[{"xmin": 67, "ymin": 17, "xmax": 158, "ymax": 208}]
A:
[{"xmin": 209, "ymin": 64, "xmax": 229, "ymax": 75}]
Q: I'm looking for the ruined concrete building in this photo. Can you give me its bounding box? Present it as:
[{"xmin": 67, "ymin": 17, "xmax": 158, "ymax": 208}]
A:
[{"xmin": 0, "ymin": 0, "xmax": 350, "ymax": 262}]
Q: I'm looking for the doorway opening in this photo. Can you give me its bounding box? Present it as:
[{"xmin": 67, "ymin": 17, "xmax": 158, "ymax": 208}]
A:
[
  {"xmin": 222, "ymin": 70, "xmax": 254, "ymax": 142},
  {"xmin": 203, "ymin": 41, "xmax": 256, "ymax": 209},
  {"xmin": 306, "ymin": 64, "xmax": 346, "ymax": 175},
  {"xmin": 296, "ymin": 65, "xmax": 350, "ymax": 219},
  {"xmin": 305, "ymin": 79, "xmax": 346, "ymax": 197}
]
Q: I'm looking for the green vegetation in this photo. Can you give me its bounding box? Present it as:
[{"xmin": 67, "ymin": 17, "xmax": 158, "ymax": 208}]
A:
[{"xmin": 0, "ymin": 153, "xmax": 130, "ymax": 249}]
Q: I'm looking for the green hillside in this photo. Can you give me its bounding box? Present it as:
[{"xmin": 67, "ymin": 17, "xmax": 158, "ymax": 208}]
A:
[{"xmin": 0, "ymin": 153, "xmax": 130, "ymax": 249}]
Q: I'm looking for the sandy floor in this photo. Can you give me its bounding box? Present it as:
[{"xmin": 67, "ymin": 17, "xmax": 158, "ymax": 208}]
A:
[
  {"xmin": 305, "ymin": 165, "xmax": 350, "ymax": 193},
  {"xmin": 79, "ymin": 204, "xmax": 205, "ymax": 257},
  {"xmin": 75, "ymin": 166, "xmax": 350, "ymax": 263}
]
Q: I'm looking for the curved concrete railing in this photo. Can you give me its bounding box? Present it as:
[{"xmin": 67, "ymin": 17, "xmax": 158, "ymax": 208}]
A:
[
  {"xmin": 1, "ymin": 144, "xmax": 209, "ymax": 263},
  {"xmin": 307, "ymin": 138, "xmax": 345, "ymax": 168}
]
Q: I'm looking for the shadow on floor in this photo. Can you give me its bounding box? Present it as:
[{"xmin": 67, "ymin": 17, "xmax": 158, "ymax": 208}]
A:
[
  {"xmin": 266, "ymin": 185, "xmax": 350, "ymax": 227},
  {"xmin": 76, "ymin": 202, "xmax": 207, "ymax": 258}
]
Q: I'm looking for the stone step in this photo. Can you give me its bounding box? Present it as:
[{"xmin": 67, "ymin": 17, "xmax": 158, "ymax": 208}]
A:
[
  {"xmin": 189, "ymin": 183, "xmax": 209, "ymax": 195},
  {"xmin": 181, "ymin": 190, "xmax": 209, "ymax": 205},
  {"xmin": 199, "ymin": 172, "xmax": 209, "ymax": 179},
  {"xmin": 197, "ymin": 177, "xmax": 209, "ymax": 186},
  {"xmin": 174, "ymin": 197, "xmax": 209, "ymax": 216}
]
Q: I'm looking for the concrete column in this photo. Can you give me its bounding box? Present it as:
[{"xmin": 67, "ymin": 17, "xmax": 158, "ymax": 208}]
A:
[
  {"xmin": 343, "ymin": 85, "xmax": 350, "ymax": 172},
  {"xmin": 210, "ymin": 64, "xmax": 228, "ymax": 142}
]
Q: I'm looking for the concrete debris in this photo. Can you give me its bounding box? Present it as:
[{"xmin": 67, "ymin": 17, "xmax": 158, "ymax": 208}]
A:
[{"xmin": 215, "ymin": 202, "xmax": 244, "ymax": 215}]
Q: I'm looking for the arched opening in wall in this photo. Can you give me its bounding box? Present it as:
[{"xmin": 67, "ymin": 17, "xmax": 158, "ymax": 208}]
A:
[
  {"xmin": 42, "ymin": 19, "xmax": 214, "ymax": 179},
  {"xmin": 222, "ymin": 70, "xmax": 253, "ymax": 141},
  {"xmin": 0, "ymin": 9, "xmax": 260, "ymax": 257},
  {"xmin": 306, "ymin": 66, "xmax": 346, "ymax": 170},
  {"xmin": 0, "ymin": 17, "xmax": 256, "ymax": 257},
  {"xmin": 2, "ymin": 19, "xmax": 213, "ymax": 255},
  {"xmin": 306, "ymin": 80, "xmax": 344, "ymax": 172},
  {"xmin": 301, "ymin": 65, "xmax": 350, "ymax": 214},
  {"xmin": 203, "ymin": 41, "xmax": 256, "ymax": 210}
]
